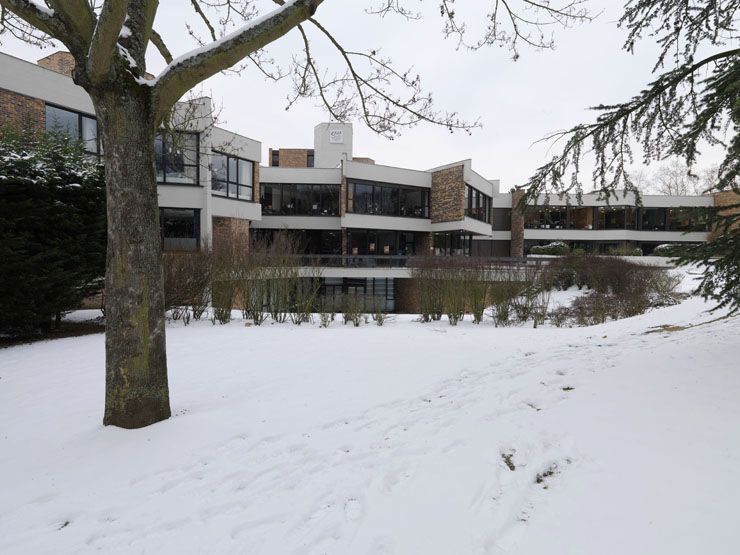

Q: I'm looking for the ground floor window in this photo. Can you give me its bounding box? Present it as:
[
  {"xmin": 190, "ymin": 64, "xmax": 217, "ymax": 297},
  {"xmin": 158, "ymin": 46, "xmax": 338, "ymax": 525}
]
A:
[
  {"xmin": 319, "ymin": 277, "xmax": 395, "ymax": 312},
  {"xmin": 160, "ymin": 208, "xmax": 200, "ymax": 251},
  {"xmin": 433, "ymin": 232, "xmax": 472, "ymax": 256}
]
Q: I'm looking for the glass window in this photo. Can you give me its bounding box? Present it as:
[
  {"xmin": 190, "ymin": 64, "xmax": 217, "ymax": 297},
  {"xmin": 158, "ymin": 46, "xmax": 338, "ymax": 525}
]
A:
[
  {"xmin": 464, "ymin": 185, "xmax": 492, "ymax": 223},
  {"xmin": 160, "ymin": 208, "xmax": 199, "ymax": 251},
  {"xmin": 45, "ymin": 105, "xmax": 100, "ymax": 155},
  {"xmin": 210, "ymin": 151, "xmax": 254, "ymax": 200},
  {"xmin": 260, "ymin": 183, "xmax": 281, "ymax": 214},
  {"xmin": 349, "ymin": 180, "xmax": 429, "ymax": 218},
  {"xmin": 156, "ymin": 132, "xmax": 199, "ymax": 185},
  {"xmin": 45, "ymin": 105, "xmax": 79, "ymax": 138}
]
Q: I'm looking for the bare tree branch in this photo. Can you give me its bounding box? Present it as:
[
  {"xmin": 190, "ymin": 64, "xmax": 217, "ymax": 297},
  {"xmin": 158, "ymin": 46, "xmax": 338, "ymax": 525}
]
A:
[
  {"xmin": 150, "ymin": 27, "xmax": 173, "ymax": 64},
  {"xmin": 0, "ymin": 0, "xmax": 68, "ymax": 42},
  {"xmin": 153, "ymin": 0, "xmax": 324, "ymax": 124}
]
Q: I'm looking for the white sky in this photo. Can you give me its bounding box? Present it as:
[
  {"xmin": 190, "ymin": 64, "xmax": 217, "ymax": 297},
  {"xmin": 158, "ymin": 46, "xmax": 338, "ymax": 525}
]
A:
[{"xmin": 2, "ymin": 0, "xmax": 726, "ymax": 188}]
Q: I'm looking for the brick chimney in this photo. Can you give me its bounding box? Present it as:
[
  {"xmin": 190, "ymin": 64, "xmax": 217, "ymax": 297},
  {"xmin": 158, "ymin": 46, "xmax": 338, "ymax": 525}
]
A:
[{"xmin": 37, "ymin": 51, "xmax": 76, "ymax": 77}]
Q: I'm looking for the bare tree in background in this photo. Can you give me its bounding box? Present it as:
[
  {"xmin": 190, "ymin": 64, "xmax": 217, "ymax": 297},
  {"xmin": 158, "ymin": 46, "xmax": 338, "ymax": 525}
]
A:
[{"xmin": 0, "ymin": 0, "xmax": 589, "ymax": 428}]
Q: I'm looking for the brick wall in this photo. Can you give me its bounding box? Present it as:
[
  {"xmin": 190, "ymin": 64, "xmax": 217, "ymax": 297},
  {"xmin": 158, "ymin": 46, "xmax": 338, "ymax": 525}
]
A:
[
  {"xmin": 417, "ymin": 232, "xmax": 433, "ymax": 255},
  {"xmin": 711, "ymin": 190, "xmax": 740, "ymax": 239},
  {"xmin": 37, "ymin": 52, "xmax": 76, "ymax": 76},
  {"xmin": 510, "ymin": 190, "xmax": 525, "ymax": 257},
  {"xmin": 0, "ymin": 88, "xmax": 45, "ymax": 131},
  {"xmin": 212, "ymin": 217, "xmax": 250, "ymax": 250},
  {"xmin": 431, "ymin": 165, "xmax": 465, "ymax": 223},
  {"xmin": 269, "ymin": 148, "xmax": 311, "ymax": 168},
  {"xmin": 253, "ymin": 163, "xmax": 260, "ymax": 202},
  {"xmin": 393, "ymin": 278, "xmax": 419, "ymax": 314}
]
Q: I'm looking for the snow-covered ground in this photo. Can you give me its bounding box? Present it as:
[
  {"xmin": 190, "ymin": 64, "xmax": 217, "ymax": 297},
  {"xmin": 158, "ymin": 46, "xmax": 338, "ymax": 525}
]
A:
[{"xmin": 1, "ymin": 280, "xmax": 739, "ymax": 553}]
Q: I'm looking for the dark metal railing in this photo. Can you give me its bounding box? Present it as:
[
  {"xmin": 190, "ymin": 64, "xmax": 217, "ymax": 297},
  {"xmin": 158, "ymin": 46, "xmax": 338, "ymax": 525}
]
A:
[{"xmin": 285, "ymin": 254, "xmax": 547, "ymax": 269}]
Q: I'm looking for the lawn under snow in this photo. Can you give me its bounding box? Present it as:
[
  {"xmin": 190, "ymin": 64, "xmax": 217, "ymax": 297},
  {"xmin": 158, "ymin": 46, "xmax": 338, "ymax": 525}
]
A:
[{"xmin": 1, "ymin": 275, "xmax": 739, "ymax": 554}]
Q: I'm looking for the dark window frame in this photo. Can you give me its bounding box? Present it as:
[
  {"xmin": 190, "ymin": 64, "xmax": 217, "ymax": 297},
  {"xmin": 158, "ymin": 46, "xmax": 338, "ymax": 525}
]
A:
[
  {"xmin": 159, "ymin": 207, "xmax": 200, "ymax": 251},
  {"xmin": 44, "ymin": 103, "xmax": 100, "ymax": 156},
  {"xmin": 211, "ymin": 151, "xmax": 255, "ymax": 202},
  {"xmin": 155, "ymin": 131, "xmax": 200, "ymax": 186},
  {"xmin": 464, "ymin": 184, "xmax": 492, "ymax": 223},
  {"xmin": 346, "ymin": 179, "xmax": 430, "ymax": 219},
  {"xmin": 260, "ymin": 183, "xmax": 340, "ymax": 216}
]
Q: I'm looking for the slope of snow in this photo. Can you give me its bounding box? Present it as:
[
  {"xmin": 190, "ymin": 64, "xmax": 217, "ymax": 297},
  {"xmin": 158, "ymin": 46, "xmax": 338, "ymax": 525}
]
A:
[{"xmin": 0, "ymin": 294, "xmax": 738, "ymax": 554}]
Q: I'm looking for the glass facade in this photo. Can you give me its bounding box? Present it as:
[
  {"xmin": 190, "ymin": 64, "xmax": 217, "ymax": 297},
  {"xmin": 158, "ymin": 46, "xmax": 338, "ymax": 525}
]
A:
[
  {"xmin": 433, "ymin": 232, "xmax": 472, "ymax": 256},
  {"xmin": 211, "ymin": 152, "xmax": 254, "ymax": 201},
  {"xmin": 347, "ymin": 180, "xmax": 430, "ymax": 218},
  {"xmin": 464, "ymin": 185, "xmax": 492, "ymax": 223},
  {"xmin": 45, "ymin": 104, "xmax": 100, "ymax": 155},
  {"xmin": 155, "ymin": 132, "xmax": 199, "ymax": 184},
  {"xmin": 260, "ymin": 183, "xmax": 340, "ymax": 216},
  {"xmin": 347, "ymin": 229, "xmax": 417, "ymax": 255},
  {"xmin": 252, "ymin": 229, "xmax": 341, "ymax": 255},
  {"xmin": 159, "ymin": 208, "xmax": 199, "ymax": 251},
  {"xmin": 524, "ymin": 205, "xmax": 710, "ymax": 231}
]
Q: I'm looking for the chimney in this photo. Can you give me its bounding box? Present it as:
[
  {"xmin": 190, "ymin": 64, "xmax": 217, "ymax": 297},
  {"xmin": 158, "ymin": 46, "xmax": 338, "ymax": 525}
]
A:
[{"xmin": 37, "ymin": 51, "xmax": 76, "ymax": 77}]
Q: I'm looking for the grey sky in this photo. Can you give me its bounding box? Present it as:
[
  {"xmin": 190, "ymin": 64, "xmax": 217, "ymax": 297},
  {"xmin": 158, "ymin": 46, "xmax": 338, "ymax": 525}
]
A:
[{"xmin": 2, "ymin": 1, "xmax": 724, "ymax": 188}]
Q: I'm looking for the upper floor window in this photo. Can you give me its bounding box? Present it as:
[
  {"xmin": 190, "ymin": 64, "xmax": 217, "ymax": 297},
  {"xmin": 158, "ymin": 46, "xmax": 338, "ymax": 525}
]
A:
[
  {"xmin": 307, "ymin": 151, "xmax": 315, "ymax": 168},
  {"xmin": 155, "ymin": 132, "xmax": 199, "ymax": 185},
  {"xmin": 211, "ymin": 152, "xmax": 254, "ymax": 201},
  {"xmin": 464, "ymin": 185, "xmax": 491, "ymax": 223},
  {"xmin": 347, "ymin": 179, "xmax": 430, "ymax": 218},
  {"xmin": 271, "ymin": 150, "xmax": 280, "ymax": 167},
  {"xmin": 45, "ymin": 104, "xmax": 99, "ymax": 155},
  {"xmin": 260, "ymin": 183, "xmax": 339, "ymax": 216}
]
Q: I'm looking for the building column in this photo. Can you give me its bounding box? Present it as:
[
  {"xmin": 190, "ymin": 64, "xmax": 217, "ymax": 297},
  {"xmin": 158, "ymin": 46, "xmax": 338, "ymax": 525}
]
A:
[{"xmin": 510, "ymin": 189, "xmax": 525, "ymax": 258}]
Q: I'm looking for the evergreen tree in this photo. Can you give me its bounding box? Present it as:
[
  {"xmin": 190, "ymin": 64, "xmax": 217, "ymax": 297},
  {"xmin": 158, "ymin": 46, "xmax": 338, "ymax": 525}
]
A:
[{"xmin": 0, "ymin": 128, "xmax": 106, "ymax": 335}]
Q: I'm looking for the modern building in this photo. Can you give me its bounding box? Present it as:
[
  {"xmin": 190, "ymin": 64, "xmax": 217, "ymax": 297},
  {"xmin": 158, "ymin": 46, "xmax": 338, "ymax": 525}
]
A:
[{"xmin": 1, "ymin": 50, "xmax": 734, "ymax": 311}]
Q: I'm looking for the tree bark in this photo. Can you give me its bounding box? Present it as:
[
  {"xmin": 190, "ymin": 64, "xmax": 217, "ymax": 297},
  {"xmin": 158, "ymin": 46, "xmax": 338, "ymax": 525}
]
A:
[{"xmin": 95, "ymin": 86, "xmax": 171, "ymax": 429}]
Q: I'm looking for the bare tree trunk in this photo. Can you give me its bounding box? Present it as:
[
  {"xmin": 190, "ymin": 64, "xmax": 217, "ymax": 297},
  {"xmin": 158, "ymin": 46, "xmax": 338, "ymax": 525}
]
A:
[{"xmin": 95, "ymin": 87, "xmax": 171, "ymax": 429}]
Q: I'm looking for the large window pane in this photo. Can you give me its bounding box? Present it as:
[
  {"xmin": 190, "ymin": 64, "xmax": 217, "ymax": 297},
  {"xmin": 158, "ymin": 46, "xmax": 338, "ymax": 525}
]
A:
[
  {"xmin": 354, "ymin": 183, "xmax": 373, "ymax": 214},
  {"xmin": 238, "ymin": 160, "xmax": 253, "ymax": 186},
  {"xmin": 260, "ymin": 183, "xmax": 281, "ymax": 214},
  {"xmin": 81, "ymin": 116, "xmax": 98, "ymax": 153},
  {"xmin": 45, "ymin": 105, "xmax": 79, "ymax": 138},
  {"xmin": 160, "ymin": 208, "xmax": 199, "ymax": 251},
  {"xmin": 211, "ymin": 153, "xmax": 227, "ymax": 196},
  {"xmin": 322, "ymin": 185, "xmax": 339, "ymax": 215}
]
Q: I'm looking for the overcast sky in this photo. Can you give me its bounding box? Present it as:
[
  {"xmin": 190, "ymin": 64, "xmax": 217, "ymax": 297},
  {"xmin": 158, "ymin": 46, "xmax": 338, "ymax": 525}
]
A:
[{"xmin": 3, "ymin": 1, "xmax": 726, "ymax": 188}]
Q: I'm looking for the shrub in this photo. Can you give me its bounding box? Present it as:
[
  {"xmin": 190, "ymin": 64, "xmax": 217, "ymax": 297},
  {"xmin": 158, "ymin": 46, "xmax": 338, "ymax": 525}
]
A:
[
  {"xmin": 652, "ymin": 243, "xmax": 680, "ymax": 257},
  {"xmin": 340, "ymin": 294, "xmax": 364, "ymax": 327},
  {"xmin": 530, "ymin": 241, "xmax": 571, "ymax": 255},
  {"xmin": 608, "ymin": 244, "xmax": 643, "ymax": 256},
  {"xmin": 548, "ymin": 306, "xmax": 571, "ymax": 327},
  {"xmin": 570, "ymin": 292, "xmax": 616, "ymax": 326},
  {"xmin": 317, "ymin": 296, "xmax": 337, "ymax": 328},
  {"xmin": 163, "ymin": 249, "xmax": 212, "ymax": 325},
  {"xmin": 0, "ymin": 129, "xmax": 106, "ymax": 336}
]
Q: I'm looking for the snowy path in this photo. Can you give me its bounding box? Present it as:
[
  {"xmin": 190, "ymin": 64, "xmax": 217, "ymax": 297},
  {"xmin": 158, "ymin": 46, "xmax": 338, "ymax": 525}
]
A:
[{"xmin": 1, "ymin": 297, "xmax": 738, "ymax": 554}]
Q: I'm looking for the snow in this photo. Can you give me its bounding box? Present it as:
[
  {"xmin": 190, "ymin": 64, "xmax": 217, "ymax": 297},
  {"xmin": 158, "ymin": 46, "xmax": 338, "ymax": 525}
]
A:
[
  {"xmin": 142, "ymin": 0, "xmax": 301, "ymax": 87},
  {"xmin": 1, "ymin": 281, "xmax": 738, "ymax": 553}
]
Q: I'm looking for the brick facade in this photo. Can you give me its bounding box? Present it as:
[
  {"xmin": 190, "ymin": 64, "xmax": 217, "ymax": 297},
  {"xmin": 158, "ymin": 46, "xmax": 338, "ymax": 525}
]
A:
[
  {"xmin": 417, "ymin": 232, "xmax": 433, "ymax": 255},
  {"xmin": 711, "ymin": 190, "xmax": 740, "ymax": 239},
  {"xmin": 269, "ymin": 148, "xmax": 312, "ymax": 168},
  {"xmin": 393, "ymin": 278, "xmax": 419, "ymax": 313},
  {"xmin": 431, "ymin": 165, "xmax": 465, "ymax": 223},
  {"xmin": 0, "ymin": 88, "xmax": 45, "ymax": 131},
  {"xmin": 510, "ymin": 189, "xmax": 525, "ymax": 258},
  {"xmin": 37, "ymin": 52, "xmax": 76, "ymax": 77},
  {"xmin": 212, "ymin": 217, "xmax": 250, "ymax": 249}
]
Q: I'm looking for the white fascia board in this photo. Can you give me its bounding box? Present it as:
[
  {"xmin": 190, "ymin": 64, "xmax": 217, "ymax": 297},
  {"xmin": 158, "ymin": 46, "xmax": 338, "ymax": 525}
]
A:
[
  {"xmin": 0, "ymin": 52, "xmax": 94, "ymax": 114},
  {"xmin": 211, "ymin": 127, "xmax": 261, "ymax": 162},
  {"xmin": 341, "ymin": 213, "xmax": 432, "ymax": 232},
  {"xmin": 641, "ymin": 195, "xmax": 713, "ymax": 207},
  {"xmin": 157, "ymin": 185, "xmax": 205, "ymax": 209},
  {"xmin": 211, "ymin": 196, "xmax": 262, "ymax": 221},
  {"xmin": 524, "ymin": 229, "xmax": 708, "ymax": 242},
  {"xmin": 464, "ymin": 167, "xmax": 494, "ymax": 197},
  {"xmin": 260, "ymin": 166, "xmax": 342, "ymax": 184},
  {"xmin": 343, "ymin": 160, "xmax": 432, "ymax": 188},
  {"xmin": 426, "ymin": 159, "xmax": 470, "ymax": 173},
  {"xmin": 251, "ymin": 216, "xmax": 341, "ymax": 230},
  {"xmin": 431, "ymin": 217, "xmax": 492, "ymax": 237}
]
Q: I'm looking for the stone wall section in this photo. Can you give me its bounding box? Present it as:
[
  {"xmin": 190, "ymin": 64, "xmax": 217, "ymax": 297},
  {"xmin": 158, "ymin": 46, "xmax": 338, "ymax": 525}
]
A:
[
  {"xmin": 431, "ymin": 165, "xmax": 465, "ymax": 223},
  {"xmin": 711, "ymin": 190, "xmax": 740, "ymax": 239},
  {"xmin": 269, "ymin": 148, "xmax": 311, "ymax": 168},
  {"xmin": 510, "ymin": 189, "xmax": 525, "ymax": 257}
]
